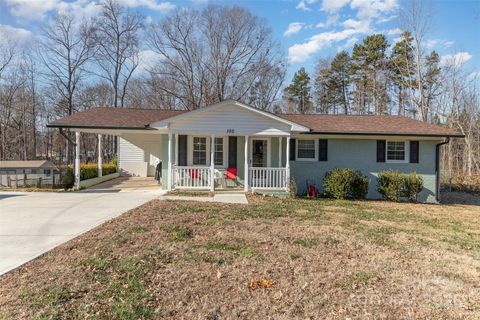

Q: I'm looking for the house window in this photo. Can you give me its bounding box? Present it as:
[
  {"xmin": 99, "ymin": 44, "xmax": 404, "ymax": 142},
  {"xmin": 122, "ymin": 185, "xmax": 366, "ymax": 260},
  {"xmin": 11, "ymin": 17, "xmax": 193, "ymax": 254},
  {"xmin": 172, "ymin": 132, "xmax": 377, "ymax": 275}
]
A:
[
  {"xmin": 44, "ymin": 169, "xmax": 51, "ymax": 177},
  {"xmin": 387, "ymin": 141, "xmax": 407, "ymax": 161},
  {"xmin": 214, "ymin": 137, "xmax": 224, "ymax": 166},
  {"xmin": 193, "ymin": 137, "xmax": 207, "ymax": 165},
  {"xmin": 297, "ymin": 139, "xmax": 316, "ymax": 160}
]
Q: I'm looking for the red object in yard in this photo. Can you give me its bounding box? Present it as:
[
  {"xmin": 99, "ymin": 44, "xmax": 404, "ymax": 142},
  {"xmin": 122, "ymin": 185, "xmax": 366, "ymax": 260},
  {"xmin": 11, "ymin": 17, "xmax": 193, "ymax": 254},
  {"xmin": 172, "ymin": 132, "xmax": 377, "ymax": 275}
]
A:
[
  {"xmin": 226, "ymin": 168, "xmax": 237, "ymax": 180},
  {"xmin": 308, "ymin": 184, "xmax": 317, "ymax": 197},
  {"xmin": 190, "ymin": 168, "xmax": 199, "ymax": 179}
]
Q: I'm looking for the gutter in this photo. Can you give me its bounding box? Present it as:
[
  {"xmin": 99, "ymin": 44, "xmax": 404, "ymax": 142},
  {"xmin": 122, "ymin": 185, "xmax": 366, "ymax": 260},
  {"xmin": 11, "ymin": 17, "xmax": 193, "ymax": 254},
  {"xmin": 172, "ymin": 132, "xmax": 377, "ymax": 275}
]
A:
[{"xmin": 435, "ymin": 137, "xmax": 450, "ymax": 202}]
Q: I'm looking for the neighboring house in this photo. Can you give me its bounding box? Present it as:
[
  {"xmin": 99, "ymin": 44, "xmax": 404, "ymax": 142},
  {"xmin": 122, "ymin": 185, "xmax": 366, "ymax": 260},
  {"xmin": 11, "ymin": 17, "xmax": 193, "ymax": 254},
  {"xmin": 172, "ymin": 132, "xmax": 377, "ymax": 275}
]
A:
[
  {"xmin": 47, "ymin": 100, "xmax": 463, "ymax": 202},
  {"xmin": 0, "ymin": 160, "xmax": 60, "ymax": 188}
]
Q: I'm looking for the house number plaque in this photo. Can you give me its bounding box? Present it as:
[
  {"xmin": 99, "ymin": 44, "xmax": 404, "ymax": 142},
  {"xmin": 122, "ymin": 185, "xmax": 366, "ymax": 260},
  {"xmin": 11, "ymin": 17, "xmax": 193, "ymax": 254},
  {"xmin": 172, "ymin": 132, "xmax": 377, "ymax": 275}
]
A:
[{"xmin": 226, "ymin": 129, "xmax": 235, "ymax": 134}]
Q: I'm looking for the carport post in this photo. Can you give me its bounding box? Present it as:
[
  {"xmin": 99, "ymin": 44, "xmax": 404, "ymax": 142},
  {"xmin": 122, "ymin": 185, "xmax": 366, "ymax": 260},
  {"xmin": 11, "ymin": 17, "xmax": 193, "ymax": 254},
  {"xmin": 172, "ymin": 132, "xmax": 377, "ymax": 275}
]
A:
[
  {"xmin": 244, "ymin": 135, "xmax": 249, "ymax": 192},
  {"xmin": 74, "ymin": 132, "xmax": 80, "ymax": 189},
  {"xmin": 167, "ymin": 131, "xmax": 173, "ymax": 191},
  {"xmin": 98, "ymin": 134, "xmax": 102, "ymax": 177},
  {"xmin": 210, "ymin": 134, "xmax": 215, "ymax": 192}
]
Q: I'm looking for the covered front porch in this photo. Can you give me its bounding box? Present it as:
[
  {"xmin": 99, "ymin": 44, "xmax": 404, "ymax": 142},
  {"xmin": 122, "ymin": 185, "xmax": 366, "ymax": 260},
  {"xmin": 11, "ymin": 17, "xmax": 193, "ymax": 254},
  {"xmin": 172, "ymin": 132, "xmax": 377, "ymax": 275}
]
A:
[{"xmin": 166, "ymin": 134, "xmax": 292, "ymax": 192}]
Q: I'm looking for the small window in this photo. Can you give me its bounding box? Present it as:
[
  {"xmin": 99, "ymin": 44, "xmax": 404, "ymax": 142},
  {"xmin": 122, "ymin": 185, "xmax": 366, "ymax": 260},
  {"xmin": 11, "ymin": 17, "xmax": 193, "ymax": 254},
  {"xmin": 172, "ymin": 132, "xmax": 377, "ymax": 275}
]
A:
[
  {"xmin": 297, "ymin": 139, "xmax": 316, "ymax": 160},
  {"xmin": 214, "ymin": 137, "xmax": 224, "ymax": 166},
  {"xmin": 193, "ymin": 137, "xmax": 207, "ymax": 165},
  {"xmin": 387, "ymin": 141, "xmax": 406, "ymax": 161},
  {"xmin": 44, "ymin": 169, "xmax": 51, "ymax": 177}
]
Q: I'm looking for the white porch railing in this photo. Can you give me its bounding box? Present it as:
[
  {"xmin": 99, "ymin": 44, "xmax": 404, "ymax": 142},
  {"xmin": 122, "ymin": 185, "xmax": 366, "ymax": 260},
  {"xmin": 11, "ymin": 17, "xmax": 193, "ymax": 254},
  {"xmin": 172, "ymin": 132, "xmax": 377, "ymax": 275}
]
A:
[
  {"xmin": 249, "ymin": 167, "xmax": 287, "ymax": 190},
  {"xmin": 173, "ymin": 166, "xmax": 212, "ymax": 189}
]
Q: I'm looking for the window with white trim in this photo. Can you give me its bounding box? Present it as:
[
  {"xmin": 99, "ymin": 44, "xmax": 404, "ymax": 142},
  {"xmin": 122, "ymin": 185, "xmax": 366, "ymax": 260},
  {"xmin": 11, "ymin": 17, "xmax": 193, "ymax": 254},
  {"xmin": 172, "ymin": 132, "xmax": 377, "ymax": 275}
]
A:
[
  {"xmin": 193, "ymin": 137, "xmax": 207, "ymax": 165},
  {"xmin": 214, "ymin": 137, "xmax": 224, "ymax": 166},
  {"xmin": 297, "ymin": 139, "xmax": 316, "ymax": 160},
  {"xmin": 386, "ymin": 141, "xmax": 407, "ymax": 162}
]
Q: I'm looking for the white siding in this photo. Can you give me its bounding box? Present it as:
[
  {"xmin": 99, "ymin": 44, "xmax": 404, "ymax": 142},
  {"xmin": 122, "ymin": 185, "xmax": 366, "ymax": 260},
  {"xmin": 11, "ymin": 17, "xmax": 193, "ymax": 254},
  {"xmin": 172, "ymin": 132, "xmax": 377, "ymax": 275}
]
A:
[
  {"xmin": 119, "ymin": 134, "xmax": 162, "ymax": 177},
  {"xmin": 168, "ymin": 104, "xmax": 291, "ymax": 136}
]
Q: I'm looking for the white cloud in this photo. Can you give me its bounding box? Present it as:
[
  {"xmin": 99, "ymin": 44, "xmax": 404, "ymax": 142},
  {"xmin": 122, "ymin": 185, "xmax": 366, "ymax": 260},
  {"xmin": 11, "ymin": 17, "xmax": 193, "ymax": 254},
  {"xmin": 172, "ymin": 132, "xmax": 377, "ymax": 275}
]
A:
[
  {"xmin": 138, "ymin": 49, "xmax": 164, "ymax": 71},
  {"xmin": 4, "ymin": 0, "xmax": 174, "ymax": 22},
  {"xmin": 350, "ymin": 0, "xmax": 398, "ymax": 19},
  {"xmin": 321, "ymin": 0, "xmax": 350, "ymax": 12},
  {"xmin": 117, "ymin": 0, "xmax": 174, "ymax": 11},
  {"xmin": 338, "ymin": 36, "xmax": 359, "ymax": 51},
  {"xmin": 468, "ymin": 71, "xmax": 480, "ymax": 79},
  {"xmin": 4, "ymin": 0, "xmax": 60, "ymax": 21},
  {"xmin": 440, "ymin": 52, "xmax": 472, "ymax": 67},
  {"xmin": 0, "ymin": 24, "xmax": 32, "ymax": 43},
  {"xmin": 426, "ymin": 39, "xmax": 454, "ymax": 50},
  {"xmin": 296, "ymin": 0, "xmax": 317, "ymax": 11},
  {"xmin": 288, "ymin": 27, "xmax": 364, "ymax": 62},
  {"xmin": 316, "ymin": 13, "xmax": 339, "ymax": 28},
  {"xmin": 284, "ymin": 22, "xmax": 305, "ymax": 37},
  {"xmin": 386, "ymin": 27, "xmax": 402, "ymax": 36}
]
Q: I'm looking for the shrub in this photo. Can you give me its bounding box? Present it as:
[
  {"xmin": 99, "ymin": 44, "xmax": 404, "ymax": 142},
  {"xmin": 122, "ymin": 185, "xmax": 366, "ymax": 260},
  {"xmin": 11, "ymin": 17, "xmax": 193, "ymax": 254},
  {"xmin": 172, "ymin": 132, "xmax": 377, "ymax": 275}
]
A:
[
  {"xmin": 377, "ymin": 171, "xmax": 424, "ymax": 202},
  {"xmin": 403, "ymin": 172, "xmax": 424, "ymax": 202},
  {"xmin": 63, "ymin": 163, "xmax": 117, "ymax": 187},
  {"xmin": 377, "ymin": 170, "xmax": 404, "ymax": 201},
  {"xmin": 323, "ymin": 168, "xmax": 369, "ymax": 200}
]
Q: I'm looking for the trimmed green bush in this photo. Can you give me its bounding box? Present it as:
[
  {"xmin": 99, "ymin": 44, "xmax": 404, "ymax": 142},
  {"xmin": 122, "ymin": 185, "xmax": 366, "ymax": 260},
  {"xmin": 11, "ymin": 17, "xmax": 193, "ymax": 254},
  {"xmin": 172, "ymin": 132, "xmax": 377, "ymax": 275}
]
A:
[
  {"xmin": 323, "ymin": 168, "xmax": 369, "ymax": 200},
  {"xmin": 63, "ymin": 163, "xmax": 117, "ymax": 187},
  {"xmin": 403, "ymin": 172, "xmax": 424, "ymax": 202},
  {"xmin": 377, "ymin": 171, "xmax": 423, "ymax": 202},
  {"xmin": 377, "ymin": 170, "xmax": 404, "ymax": 201}
]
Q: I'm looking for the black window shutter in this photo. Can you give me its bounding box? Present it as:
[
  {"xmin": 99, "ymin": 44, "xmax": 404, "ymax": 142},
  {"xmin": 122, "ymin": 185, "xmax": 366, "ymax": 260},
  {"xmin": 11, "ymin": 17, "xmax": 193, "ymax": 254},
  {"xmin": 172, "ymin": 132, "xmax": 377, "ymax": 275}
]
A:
[
  {"xmin": 228, "ymin": 136, "xmax": 237, "ymax": 168},
  {"xmin": 318, "ymin": 139, "xmax": 328, "ymax": 161},
  {"xmin": 377, "ymin": 140, "xmax": 386, "ymax": 162},
  {"xmin": 178, "ymin": 135, "xmax": 187, "ymax": 166},
  {"xmin": 289, "ymin": 138, "xmax": 296, "ymax": 161},
  {"xmin": 410, "ymin": 141, "xmax": 419, "ymax": 163}
]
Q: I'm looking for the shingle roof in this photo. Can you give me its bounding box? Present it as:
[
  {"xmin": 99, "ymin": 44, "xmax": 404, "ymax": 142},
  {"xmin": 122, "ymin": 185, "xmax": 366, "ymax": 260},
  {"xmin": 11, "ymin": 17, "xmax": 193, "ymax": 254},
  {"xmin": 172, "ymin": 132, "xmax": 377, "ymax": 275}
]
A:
[
  {"xmin": 47, "ymin": 108, "xmax": 187, "ymax": 129},
  {"xmin": 278, "ymin": 114, "xmax": 463, "ymax": 137},
  {"xmin": 0, "ymin": 160, "xmax": 58, "ymax": 169},
  {"xmin": 47, "ymin": 107, "xmax": 463, "ymax": 137}
]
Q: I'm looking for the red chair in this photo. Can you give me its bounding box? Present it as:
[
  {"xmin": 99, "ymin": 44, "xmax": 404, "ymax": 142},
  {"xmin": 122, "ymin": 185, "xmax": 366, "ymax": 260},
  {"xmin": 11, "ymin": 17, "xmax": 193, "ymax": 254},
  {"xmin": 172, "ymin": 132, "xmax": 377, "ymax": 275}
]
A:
[
  {"xmin": 226, "ymin": 168, "xmax": 237, "ymax": 180},
  {"xmin": 189, "ymin": 168, "xmax": 199, "ymax": 179},
  {"xmin": 306, "ymin": 179, "xmax": 317, "ymax": 198}
]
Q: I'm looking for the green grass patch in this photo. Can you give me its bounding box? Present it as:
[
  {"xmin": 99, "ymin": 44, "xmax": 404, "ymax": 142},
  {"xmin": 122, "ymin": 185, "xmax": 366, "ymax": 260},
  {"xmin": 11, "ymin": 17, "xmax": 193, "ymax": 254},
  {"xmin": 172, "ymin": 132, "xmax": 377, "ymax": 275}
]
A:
[
  {"xmin": 293, "ymin": 237, "xmax": 320, "ymax": 248},
  {"xmin": 163, "ymin": 225, "xmax": 193, "ymax": 242}
]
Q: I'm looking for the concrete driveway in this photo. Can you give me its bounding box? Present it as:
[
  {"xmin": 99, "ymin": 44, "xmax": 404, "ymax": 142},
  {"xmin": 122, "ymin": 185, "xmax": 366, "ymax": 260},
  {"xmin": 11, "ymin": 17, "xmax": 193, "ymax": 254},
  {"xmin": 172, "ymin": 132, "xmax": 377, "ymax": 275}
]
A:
[{"xmin": 0, "ymin": 188, "xmax": 164, "ymax": 276}]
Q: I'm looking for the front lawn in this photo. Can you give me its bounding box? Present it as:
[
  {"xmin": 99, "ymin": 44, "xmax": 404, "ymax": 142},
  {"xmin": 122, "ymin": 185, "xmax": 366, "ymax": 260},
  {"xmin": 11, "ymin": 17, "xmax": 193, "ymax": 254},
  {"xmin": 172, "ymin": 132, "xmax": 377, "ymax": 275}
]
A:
[{"xmin": 1, "ymin": 194, "xmax": 479, "ymax": 319}]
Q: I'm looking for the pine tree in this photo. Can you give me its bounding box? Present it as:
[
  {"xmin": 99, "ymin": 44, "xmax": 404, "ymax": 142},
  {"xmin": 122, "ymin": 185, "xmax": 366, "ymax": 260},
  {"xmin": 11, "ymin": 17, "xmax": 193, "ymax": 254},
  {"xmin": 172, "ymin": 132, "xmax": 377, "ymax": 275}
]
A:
[
  {"xmin": 390, "ymin": 31, "xmax": 416, "ymax": 115},
  {"xmin": 424, "ymin": 50, "xmax": 441, "ymax": 120},
  {"xmin": 352, "ymin": 34, "xmax": 389, "ymax": 114},
  {"xmin": 330, "ymin": 51, "xmax": 352, "ymax": 114},
  {"xmin": 284, "ymin": 67, "xmax": 312, "ymax": 114}
]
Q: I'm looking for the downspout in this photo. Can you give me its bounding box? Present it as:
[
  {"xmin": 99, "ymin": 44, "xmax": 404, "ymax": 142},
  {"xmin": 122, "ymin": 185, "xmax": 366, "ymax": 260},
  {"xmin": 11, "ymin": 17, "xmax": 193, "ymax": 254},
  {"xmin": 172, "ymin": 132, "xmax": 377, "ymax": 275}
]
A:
[{"xmin": 435, "ymin": 137, "xmax": 450, "ymax": 202}]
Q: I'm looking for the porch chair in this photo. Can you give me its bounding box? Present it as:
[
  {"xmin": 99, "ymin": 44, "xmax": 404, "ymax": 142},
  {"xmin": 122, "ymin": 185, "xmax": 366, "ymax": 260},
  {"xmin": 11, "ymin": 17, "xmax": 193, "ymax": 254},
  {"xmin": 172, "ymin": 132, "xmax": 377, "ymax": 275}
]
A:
[
  {"xmin": 306, "ymin": 179, "xmax": 318, "ymax": 198},
  {"xmin": 225, "ymin": 168, "xmax": 238, "ymax": 187}
]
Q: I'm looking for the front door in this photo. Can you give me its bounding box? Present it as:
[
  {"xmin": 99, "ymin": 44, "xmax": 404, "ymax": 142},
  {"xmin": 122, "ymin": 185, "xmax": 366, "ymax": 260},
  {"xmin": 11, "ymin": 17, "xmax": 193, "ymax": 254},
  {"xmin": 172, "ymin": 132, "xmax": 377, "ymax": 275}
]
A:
[{"xmin": 252, "ymin": 139, "xmax": 268, "ymax": 167}]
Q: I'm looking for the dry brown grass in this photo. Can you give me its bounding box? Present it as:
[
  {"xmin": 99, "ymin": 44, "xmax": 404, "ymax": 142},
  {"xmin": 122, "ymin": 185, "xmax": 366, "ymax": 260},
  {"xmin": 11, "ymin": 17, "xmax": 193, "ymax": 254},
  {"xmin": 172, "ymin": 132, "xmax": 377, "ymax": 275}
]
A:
[{"xmin": 0, "ymin": 194, "xmax": 479, "ymax": 319}]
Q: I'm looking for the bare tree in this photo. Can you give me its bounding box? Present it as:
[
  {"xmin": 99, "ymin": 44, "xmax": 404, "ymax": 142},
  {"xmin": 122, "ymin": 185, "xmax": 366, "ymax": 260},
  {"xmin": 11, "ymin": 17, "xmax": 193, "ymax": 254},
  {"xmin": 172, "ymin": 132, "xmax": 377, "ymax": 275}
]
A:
[
  {"xmin": 94, "ymin": 0, "xmax": 143, "ymax": 109},
  {"xmin": 400, "ymin": 0, "xmax": 433, "ymax": 121},
  {"xmin": 147, "ymin": 5, "xmax": 285, "ymax": 110}
]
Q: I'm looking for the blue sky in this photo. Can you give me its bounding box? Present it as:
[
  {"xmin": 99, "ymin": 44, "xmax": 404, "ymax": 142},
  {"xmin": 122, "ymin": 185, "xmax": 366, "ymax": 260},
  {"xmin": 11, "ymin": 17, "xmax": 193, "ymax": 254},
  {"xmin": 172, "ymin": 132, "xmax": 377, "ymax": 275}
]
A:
[{"xmin": 1, "ymin": 0, "xmax": 479, "ymax": 83}]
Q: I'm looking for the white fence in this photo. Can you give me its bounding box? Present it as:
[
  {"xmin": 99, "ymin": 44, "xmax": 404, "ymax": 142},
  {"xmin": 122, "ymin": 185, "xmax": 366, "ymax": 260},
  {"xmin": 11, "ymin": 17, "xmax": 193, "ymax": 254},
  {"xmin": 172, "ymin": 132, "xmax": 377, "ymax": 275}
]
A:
[
  {"xmin": 173, "ymin": 166, "xmax": 212, "ymax": 189},
  {"xmin": 249, "ymin": 167, "xmax": 287, "ymax": 190}
]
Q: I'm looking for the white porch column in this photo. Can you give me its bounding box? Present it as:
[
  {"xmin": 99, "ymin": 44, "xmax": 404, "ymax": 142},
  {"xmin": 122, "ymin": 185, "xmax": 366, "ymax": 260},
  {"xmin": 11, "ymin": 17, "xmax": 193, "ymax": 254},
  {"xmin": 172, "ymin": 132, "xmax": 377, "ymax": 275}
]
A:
[
  {"xmin": 278, "ymin": 137, "xmax": 282, "ymax": 167},
  {"xmin": 210, "ymin": 134, "xmax": 215, "ymax": 192},
  {"xmin": 74, "ymin": 131, "xmax": 80, "ymax": 189},
  {"xmin": 244, "ymin": 135, "xmax": 249, "ymax": 192},
  {"xmin": 174, "ymin": 133, "xmax": 179, "ymax": 165},
  {"xmin": 167, "ymin": 131, "xmax": 173, "ymax": 191},
  {"xmin": 285, "ymin": 135, "xmax": 291, "ymax": 192},
  {"xmin": 97, "ymin": 134, "xmax": 103, "ymax": 177}
]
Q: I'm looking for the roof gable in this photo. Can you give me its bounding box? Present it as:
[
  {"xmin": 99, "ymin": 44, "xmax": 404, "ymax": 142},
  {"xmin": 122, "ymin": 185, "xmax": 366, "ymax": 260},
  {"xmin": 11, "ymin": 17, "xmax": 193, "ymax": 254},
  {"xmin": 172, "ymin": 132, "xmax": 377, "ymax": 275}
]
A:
[{"xmin": 150, "ymin": 100, "xmax": 310, "ymax": 132}]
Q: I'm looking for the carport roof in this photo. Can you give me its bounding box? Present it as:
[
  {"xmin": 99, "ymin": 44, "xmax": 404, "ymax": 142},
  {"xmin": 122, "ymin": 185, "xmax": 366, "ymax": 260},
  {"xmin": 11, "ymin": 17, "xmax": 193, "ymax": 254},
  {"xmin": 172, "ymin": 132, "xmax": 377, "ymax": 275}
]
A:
[{"xmin": 47, "ymin": 108, "xmax": 186, "ymax": 130}]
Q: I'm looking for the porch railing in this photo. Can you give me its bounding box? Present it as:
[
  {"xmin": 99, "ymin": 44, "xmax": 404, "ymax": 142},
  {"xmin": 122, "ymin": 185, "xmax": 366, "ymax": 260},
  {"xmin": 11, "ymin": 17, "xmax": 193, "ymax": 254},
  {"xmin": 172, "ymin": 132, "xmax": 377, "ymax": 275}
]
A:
[
  {"xmin": 249, "ymin": 167, "xmax": 287, "ymax": 190},
  {"xmin": 173, "ymin": 166, "xmax": 212, "ymax": 189}
]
